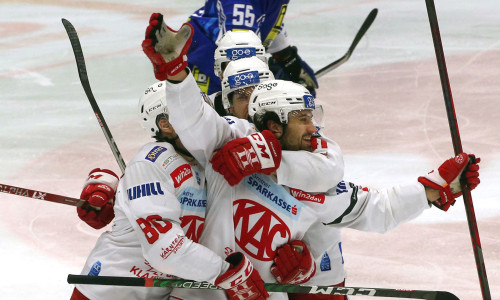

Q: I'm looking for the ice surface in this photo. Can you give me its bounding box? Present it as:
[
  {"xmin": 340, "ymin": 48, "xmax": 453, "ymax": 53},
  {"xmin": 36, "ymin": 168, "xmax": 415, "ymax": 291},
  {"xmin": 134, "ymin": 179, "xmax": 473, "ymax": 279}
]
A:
[{"xmin": 1, "ymin": 1, "xmax": 499, "ymax": 299}]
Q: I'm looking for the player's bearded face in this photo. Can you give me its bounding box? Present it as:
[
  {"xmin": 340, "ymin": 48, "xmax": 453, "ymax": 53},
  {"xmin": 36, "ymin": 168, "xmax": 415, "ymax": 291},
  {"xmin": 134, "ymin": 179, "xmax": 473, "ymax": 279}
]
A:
[
  {"xmin": 228, "ymin": 86, "xmax": 254, "ymax": 119},
  {"xmin": 280, "ymin": 110, "xmax": 316, "ymax": 151}
]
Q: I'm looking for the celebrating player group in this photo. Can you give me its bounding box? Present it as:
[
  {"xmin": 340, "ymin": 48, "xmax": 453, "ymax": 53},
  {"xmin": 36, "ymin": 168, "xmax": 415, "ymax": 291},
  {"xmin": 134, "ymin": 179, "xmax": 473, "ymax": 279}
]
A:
[{"xmin": 69, "ymin": 1, "xmax": 481, "ymax": 300}]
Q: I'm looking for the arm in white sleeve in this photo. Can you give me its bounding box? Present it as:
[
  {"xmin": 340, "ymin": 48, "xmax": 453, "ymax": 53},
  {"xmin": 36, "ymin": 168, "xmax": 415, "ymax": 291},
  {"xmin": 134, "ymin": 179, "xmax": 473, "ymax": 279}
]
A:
[
  {"xmin": 164, "ymin": 74, "xmax": 254, "ymax": 167},
  {"xmin": 317, "ymin": 182, "xmax": 430, "ymax": 233},
  {"xmin": 277, "ymin": 138, "xmax": 344, "ymax": 193},
  {"xmin": 119, "ymin": 161, "xmax": 229, "ymax": 283},
  {"xmin": 266, "ymin": 26, "xmax": 290, "ymax": 54}
]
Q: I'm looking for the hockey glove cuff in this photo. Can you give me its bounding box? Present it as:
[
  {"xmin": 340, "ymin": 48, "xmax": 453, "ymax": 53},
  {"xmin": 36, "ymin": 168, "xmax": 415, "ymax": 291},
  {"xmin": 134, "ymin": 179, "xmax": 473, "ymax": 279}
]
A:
[
  {"xmin": 418, "ymin": 153, "xmax": 480, "ymax": 211},
  {"xmin": 271, "ymin": 240, "xmax": 316, "ymax": 284},
  {"xmin": 215, "ymin": 252, "xmax": 269, "ymax": 300},
  {"xmin": 211, "ymin": 130, "xmax": 282, "ymax": 186},
  {"xmin": 142, "ymin": 13, "xmax": 193, "ymax": 80}
]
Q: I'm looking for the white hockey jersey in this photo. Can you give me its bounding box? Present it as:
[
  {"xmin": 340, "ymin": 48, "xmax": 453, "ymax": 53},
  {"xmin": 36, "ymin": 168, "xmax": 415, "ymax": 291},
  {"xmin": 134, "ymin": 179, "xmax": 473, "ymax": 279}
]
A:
[
  {"xmin": 166, "ymin": 74, "xmax": 430, "ymax": 300},
  {"xmin": 76, "ymin": 141, "xmax": 228, "ymax": 300}
]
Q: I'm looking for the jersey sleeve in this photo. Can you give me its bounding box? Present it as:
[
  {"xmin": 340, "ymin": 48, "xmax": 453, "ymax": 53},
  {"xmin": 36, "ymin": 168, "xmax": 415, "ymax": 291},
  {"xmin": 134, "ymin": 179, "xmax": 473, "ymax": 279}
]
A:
[
  {"xmin": 277, "ymin": 138, "xmax": 344, "ymax": 193},
  {"xmin": 313, "ymin": 181, "xmax": 430, "ymax": 233},
  {"xmin": 266, "ymin": 26, "xmax": 290, "ymax": 54},
  {"xmin": 165, "ymin": 74, "xmax": 254, "ymax": 167},
  {"xmin": 117, "ymin": 161, "xmax": 228, "ymax": 283}
]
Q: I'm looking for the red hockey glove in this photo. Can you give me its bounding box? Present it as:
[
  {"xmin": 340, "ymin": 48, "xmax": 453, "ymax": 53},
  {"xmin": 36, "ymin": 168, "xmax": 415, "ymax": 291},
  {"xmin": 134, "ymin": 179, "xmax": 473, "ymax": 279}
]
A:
[
  {"xmin": 211, "ymin": 130, "xmax": 282, "ymax": 186},
  {"xmin": 270, "ymin": 240, "xmax": 316, "ymax": 284},
  {"xmin": 142, "ymin": 13, "xmax": 193, "ymax": 80},
  {"xmin": 215, "ymin": 252, "xmax": 269, "ymax": 300},
  {"xmin": 418, "ymin": 153, "xmax": 480, "ymax": 211},
  {"xmin": 311, "ymin": 137, "xmax": 328, "ymax": 155},
  {"xmin": 77, "ymin": 168, "xmax": 119, "ymax": 229}
]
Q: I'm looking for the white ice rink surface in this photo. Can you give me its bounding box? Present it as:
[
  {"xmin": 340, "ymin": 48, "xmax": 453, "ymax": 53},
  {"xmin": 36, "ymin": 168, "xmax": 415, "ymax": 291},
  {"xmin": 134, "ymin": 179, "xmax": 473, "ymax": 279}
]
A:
[{"xmin": 1, "ymin": 1, "xmax": 499, "ymax": 299}]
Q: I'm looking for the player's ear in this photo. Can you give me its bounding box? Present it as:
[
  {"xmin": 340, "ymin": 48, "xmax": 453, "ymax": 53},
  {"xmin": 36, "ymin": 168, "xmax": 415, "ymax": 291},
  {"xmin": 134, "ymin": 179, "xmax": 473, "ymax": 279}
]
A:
[{"xmin": 267, "ymin": 120, "xmax": 283, "ymax": 139}]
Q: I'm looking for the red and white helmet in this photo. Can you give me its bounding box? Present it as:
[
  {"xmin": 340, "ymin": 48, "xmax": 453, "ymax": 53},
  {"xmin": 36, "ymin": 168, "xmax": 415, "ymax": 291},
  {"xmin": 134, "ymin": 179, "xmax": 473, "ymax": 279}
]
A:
[
  {"xmin": 248, "ymin": 80, "xmax": 316, "ymax": 124},
  {"xmin": 138, "ymin": 81, "xmax": 169, "ymax": 137},
  {"xmin": 214, "ymin": 30, "xmax": 267, "ymax": 77},
  {"xmin": 221, "ymin": 56, "xmax": 275, "ymax": 109}
]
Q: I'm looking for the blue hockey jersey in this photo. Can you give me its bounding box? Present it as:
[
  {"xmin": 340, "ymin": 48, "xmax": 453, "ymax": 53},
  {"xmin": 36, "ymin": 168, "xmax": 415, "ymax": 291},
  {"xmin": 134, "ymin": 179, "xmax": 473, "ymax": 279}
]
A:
[{"xmin": 187, "ymin": 0, "xmax": 290, "ymax": 94}]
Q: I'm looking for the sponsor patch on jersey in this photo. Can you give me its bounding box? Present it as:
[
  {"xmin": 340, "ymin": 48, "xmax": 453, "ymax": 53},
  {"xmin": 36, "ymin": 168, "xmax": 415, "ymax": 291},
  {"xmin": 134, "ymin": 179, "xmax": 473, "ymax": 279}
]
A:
[
  {"xmin": 178, "ymin": 187, "xmax": 207, "ymax": 212},
  {"xmin": 145, "ymin": 146, "xmax": 167, "ymax": 162},
  {"xmin": 160, "ymin": 234, "xmax": 185, "ymax": 260},
  {"xmin": 88, "ymin": 261, "xmax": 101, "ymax": 276},
  {"xmin": 227, "ymin": 70, "xmax": 260, "ymax": 89},
  {"xmin": 170, "ymin": 164, "xmax": 193, "ymax": 188},
  {"xmin": 336, "ymin": 181, "xmax": 348, "ymax": 195},
  {"xmin": 289, "ymin": 187, "xmax": 325, "ymax": 204},
  {"xmin": 244, "ymin": 174, "xmax": 305, "ymax": 220},
  {"xmin": 320, "ymin": 252, "xmax": 331, "ymax": 271},
  {"xmin": 226, "ymin": 47, "xmax": 256, "ymax": 60},
  {"xmin": 127, "ymin": 182, "xmax": 165, "ymax": 200},
  {"xmin": 162, "ymin": 153, "xmax": 180, "ymax": 168},
  {"xmin": 303, "ymin": 94, "xmax": 315, "ymax": 109},
  {"xmin": 233, "ymin": 199, "xmax": 291, "ymax": 261}
]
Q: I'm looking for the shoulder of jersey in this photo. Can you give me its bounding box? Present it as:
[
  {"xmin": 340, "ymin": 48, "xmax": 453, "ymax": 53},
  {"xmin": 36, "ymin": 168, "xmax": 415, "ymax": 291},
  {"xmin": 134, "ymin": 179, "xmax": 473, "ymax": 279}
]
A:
[{"xmin": 133, "ymin": 142, "xmax": 181, "ymax": 167}]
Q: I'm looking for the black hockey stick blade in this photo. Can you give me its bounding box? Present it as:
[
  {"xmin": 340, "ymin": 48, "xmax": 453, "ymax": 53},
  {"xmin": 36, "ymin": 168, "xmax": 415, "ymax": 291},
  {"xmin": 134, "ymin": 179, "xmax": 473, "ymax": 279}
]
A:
[
  {"xmin": 61, "ymin": 18, "xmax": 127, "ymax": 174},
  {"xmin": 315, "ymin": 8, "xmax": 378, "ymax": 78},
  {"xmin": 67, "ymin": 274, "xmax": 459, "ymax": 299}
]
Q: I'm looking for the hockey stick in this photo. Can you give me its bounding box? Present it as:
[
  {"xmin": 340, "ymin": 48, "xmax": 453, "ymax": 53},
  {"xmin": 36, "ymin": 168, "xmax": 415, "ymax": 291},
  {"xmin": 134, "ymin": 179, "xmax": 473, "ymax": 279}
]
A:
[
  {"xmin": 424, "ymin": 1, "xmax": 491, "ymax": 299},
  {"xmin": 0, "ymin": 183, "xmax": 90, "ymax": 209},
  {"xmin": 61, "ymin": 18, "xmax": 126, "ymax": 174},
  {"xmin": 67, "ymin": 275, "xmax": 458, "ymax": 300},
  {"xmin": 315, "ymin": 8, "xmax": 378, "ymax": 78}
]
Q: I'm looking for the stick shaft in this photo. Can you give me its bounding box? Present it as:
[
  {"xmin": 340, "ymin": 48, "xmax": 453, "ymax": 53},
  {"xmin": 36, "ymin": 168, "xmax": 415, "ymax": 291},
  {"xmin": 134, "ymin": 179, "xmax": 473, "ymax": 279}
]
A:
[
  {"xmin": 0, "ymin": 183, "xmax": 87, "ymax": 208},
  {"xmin": 61, "ymin": 19, "xmax": 127, "ymax": 174},
  {"xmin": 315, "ymin": 8, "xmax": 378, "ymax": 78},
  {"xmin": 424, "ymin": 1, "xmax": 491, "ymax": 299},
  {"xmin": 67, "ymin": 275, "xmax": 458, "ymax": 299}
]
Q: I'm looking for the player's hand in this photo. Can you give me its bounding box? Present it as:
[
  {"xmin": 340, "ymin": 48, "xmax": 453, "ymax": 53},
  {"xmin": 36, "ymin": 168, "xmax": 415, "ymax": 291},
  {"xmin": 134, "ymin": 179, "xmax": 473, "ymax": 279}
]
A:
[
  {"xmin": 271, "ymin": 240, "xmax": 316, "ymax": 284},
  {"xmin": 77, "ymin": 168, "xmax": 119, "ymax": 229},
  {"xmin": 211, "ymin": 130, "xmax": 282, "ymax": 186},
  {"xmin": 272, "ymin": 46, "xmax": 318, "ymax": 97},
  {"xmin": 418, "ymin": 153, "xmax": 480, "ymax": 211},
  {"xmin": 215, "ymin": 252, "xmax": 269, "ymax": 300},
  {"xmin": 142, "ymin": 13, "xmax": 193, "ymax": 80}
]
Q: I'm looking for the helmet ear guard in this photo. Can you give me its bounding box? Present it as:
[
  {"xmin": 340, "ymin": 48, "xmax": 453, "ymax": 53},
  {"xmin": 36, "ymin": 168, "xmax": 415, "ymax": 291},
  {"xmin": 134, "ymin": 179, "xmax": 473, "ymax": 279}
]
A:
[
  {"xmin": 214, "ymin": 30, "xmax": 268, "ymax": 77},
  {"xmin": 221, "ymin": 57, "xmax": 275, "ymax": 109},
  {"xmin": 248, "ymin": 80, "xmax": 316, "ymax": 124},
  {"xmin": 138, "ymin": 81, "xmax": 169, "ymax": 138}
]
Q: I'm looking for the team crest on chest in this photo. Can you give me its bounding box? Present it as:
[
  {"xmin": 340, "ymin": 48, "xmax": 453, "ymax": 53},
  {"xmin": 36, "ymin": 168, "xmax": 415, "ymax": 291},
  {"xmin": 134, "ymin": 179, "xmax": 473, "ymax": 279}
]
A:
[
  {"xmin": 180, "ymin": 215, "xmax": 205, "ymax": 243},
  {"xmin": 233, "ymin": 199, "xmax": 291, "ymax": 261}
]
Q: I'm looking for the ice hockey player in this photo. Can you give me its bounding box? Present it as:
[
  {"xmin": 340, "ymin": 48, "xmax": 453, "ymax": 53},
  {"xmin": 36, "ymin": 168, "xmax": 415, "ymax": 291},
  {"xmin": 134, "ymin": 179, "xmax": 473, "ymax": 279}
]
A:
[
  {"xmin": 142, "ymin": 15, "xmax": 481, "ymax": 300},
  {"xmin": 149, "ymin": 1, "xmax": 318, "ymax": 96},
  {"xmin": 215, "ymin": 56, "xmax": 352, "ymax": 300},
  {"xmin": 71, "ymin": 82, "xmax": 269, "ymax": 300}
]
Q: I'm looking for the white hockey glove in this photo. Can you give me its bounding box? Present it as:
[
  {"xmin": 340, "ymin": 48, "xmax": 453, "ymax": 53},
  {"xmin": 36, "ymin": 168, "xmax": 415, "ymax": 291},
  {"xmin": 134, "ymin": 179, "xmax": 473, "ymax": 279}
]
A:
[
  {"xmin": 77, "ymin": 168, "xmax": 119, "ymax": 229},
  {"xmin": 418, "ymin": 153, "xmax": 480, "ymax": 211},
  {"xmin": 142, "ymin": 13, "xmax": 193, "ymax": 80},
  {"xmin": 215, "ymin": 252, "xmax": 269, "ymax": 300}
]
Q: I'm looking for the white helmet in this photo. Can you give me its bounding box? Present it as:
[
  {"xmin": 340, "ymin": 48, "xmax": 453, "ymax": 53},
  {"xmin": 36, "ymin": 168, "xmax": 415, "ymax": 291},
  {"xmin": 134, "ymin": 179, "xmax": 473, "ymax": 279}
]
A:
[
  {"xmin": 214, "ymin": 30, "xmax": 267, "ymax": 77},
  {"xmin": 138, "ymin": 81, "xmax": 168, "ymax": 137},
  {"xmin": 221, "ymin": 57, "xmax": 275, "ymax": 109},
  {"xmin": 248, "ymin": 80, "xmax": 316, "ymax": 124}
]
